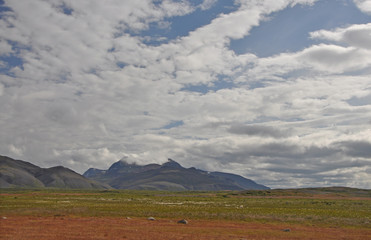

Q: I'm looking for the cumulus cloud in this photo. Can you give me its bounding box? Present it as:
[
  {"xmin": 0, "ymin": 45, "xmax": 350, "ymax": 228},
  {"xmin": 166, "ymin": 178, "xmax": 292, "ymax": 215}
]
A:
[
  {"xmin": 353, "ymin": 0, "xmax": 371, "ymax": 14},
  {"xmin": 310, "ymin": 23, "xmax": 371, "ymax": 50},
  {"xmin": 51, "ymin": 147, "xmax": 127, "ymax": 171},
  {"xmin": 245, "ymin": 30, "xmax": 371, "ymax": 78},
  {"xmin": 299, "ymin": 44, "xmax": 371, "ymax": 73}
]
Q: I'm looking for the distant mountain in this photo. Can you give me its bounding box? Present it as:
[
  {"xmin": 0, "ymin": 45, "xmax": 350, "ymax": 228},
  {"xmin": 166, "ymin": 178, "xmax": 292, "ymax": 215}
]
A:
[
  {"xmin": 84, "ymin": 158, "xmax": 269, "ymax": 191},
  {"xmin": 0, "ymin": 155, "xmax": 269, "ymax": 191},
  {"xmin": 0, "ymin": 155, "xmax": 111, "ymax": 189},
  {"xmin": 209, "ymin": 171, "xmax": 268, "ymax": 190}
]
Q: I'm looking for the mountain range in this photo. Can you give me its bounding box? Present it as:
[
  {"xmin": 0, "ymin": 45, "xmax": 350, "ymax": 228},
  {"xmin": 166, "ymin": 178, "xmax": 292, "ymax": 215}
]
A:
[
  {"xmin": 83, "ymin": 158, "xmax": 269, "ymax": 191},
  {"xmin": 0, "ymin": 155, "xmax": 110, "ymax": 189},
  {"xmin": 0, "ymin": 155, "xmax": 269, "ymax": 190}
]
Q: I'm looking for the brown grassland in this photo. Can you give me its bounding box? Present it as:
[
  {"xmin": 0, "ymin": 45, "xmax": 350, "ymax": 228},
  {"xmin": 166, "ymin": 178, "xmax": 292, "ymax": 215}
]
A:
[{"xmin": 1, "ymin": 187, "xmax": 370, "ymax": 239}]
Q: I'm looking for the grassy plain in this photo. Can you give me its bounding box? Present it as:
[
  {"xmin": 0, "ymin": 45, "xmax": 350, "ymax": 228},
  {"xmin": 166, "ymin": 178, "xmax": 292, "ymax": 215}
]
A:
[{"xmin": 1, "ymin": 187, "xmax": 370, "ymax": 239}]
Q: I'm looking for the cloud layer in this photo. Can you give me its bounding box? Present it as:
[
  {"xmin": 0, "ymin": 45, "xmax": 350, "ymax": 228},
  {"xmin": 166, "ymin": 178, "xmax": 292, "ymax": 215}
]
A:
[{"xmin": 0, "ymin": 0, "xmax": 370, "ymax": 188}]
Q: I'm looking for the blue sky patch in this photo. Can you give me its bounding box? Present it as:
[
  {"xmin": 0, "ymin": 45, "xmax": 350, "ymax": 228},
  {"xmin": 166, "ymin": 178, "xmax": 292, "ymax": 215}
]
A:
[
  {"xmin": 59, "ymin": 4, "xmax": 73, "ymax": 16},
  {"xmin": 137, "ymin": 0, "xmax": 238, "ymax": 45},
  {"xmin": 230, "ymin": 0, "xmax": 371, "ymax": 57},
  {"xmin": 162, "ymin": 120, "xmax": 184, "ymax": 129},
  {"xmin": 0, "ymin": 2, "xmax": 10, "ymax": 12},
  {"xmin": 0, "ymin": 54, "xmax": 23, "ymax": 75}
]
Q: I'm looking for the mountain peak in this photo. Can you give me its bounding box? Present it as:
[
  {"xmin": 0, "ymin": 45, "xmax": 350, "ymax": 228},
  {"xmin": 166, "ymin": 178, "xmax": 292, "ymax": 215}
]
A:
[
  {"xmin": 83, "ymin": 157, "xmax": 269, "ymax": 190},
  {"xmin": 108, "ymin": 159, "xmax": 138, "ymax": 171},
  {"xmin": 161, "ymin": 158, "xmax": 183, "ymax": 169}
]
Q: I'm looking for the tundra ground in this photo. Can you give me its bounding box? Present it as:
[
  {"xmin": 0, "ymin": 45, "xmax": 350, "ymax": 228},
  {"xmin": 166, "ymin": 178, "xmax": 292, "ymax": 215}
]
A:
[{"xmin": 1, "ymin": 188, "xmax": 370, "ymax": 239}]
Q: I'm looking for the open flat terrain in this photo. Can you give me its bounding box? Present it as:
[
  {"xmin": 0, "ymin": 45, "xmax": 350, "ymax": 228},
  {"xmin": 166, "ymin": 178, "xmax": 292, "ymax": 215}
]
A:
[{"xmin": 1, "ymin": 188, "xmax": 370, "ymax": 239}]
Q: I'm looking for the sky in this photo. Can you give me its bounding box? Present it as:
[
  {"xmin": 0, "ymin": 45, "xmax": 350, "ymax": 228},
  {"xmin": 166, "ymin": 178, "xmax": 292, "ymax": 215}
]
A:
[{"xmin": 0, "ymin": 0, "xmax": 370, "ymax": 189}]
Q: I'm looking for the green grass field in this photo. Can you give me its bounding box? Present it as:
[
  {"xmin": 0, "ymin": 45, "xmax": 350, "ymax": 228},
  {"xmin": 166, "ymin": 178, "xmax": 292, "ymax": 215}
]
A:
[{"xmin": 1, "ymin": 188, "xmax": 370, "ymax": 228}]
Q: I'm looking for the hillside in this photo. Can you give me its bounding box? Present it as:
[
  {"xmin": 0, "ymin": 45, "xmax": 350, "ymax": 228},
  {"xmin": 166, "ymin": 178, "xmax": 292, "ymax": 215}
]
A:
[
  {"xmin": 84, "ymin": 158, "xmax": 269, "ymax": 191},
  {"xmin": 0, "ymin": 155, "xmax": 110, "ymax": 189}
]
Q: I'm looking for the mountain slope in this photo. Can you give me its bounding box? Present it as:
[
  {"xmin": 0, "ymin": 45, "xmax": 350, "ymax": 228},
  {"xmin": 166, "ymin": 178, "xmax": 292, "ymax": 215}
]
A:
[
  {"xmin": 84, "ymin": 158, "xmax": 269, "ymax": 191},
  {"xmin": 210, "ymin": 172, "xmax": 269, "ymax": 190},
  {"xmin": 0, "ymin": 155, "xmax": 110, "ymax": 189}
]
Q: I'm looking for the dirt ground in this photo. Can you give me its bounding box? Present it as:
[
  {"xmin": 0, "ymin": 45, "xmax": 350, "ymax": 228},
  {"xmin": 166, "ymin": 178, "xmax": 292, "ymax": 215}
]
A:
[{"xmin": 1, "ymin": 216, "xmax": 370, "ymax": 240}]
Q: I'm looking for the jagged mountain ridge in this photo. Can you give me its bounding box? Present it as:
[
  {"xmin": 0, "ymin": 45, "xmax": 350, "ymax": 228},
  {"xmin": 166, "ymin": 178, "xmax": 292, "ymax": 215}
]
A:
[
  {"xmin": 84, "ymin": 158, "xmax": 269, "ymax": 191},
  {"xmin": 0, "ymin": 155, "xmax": 110, "ymax": 189}
]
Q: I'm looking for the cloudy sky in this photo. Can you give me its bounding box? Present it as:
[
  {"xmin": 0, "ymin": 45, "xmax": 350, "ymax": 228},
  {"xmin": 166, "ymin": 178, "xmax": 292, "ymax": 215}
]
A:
[{"xmin": 1, "ymin": 0, "xmax": 370, "ymax": 189}]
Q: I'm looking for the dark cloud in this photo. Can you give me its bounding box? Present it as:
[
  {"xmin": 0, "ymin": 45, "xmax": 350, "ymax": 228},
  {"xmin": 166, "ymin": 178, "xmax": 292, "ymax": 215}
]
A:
[
  {"xmin": 186, "ymin": 141, "xmax": 341, "ymax": 169},
  {"xmin": 242, "ymin": 143, "xmax": 337, "ymax": 159},
  {"xmin": 264, "ymin": 158, "xmax": 369, "ymax": 174},
  {"xmin": 334, "ymin": 140, "xmax": 371, "ymax": 158},
  {"xmin": 185, "ymin": 139, "xmax": 371, "ymax": 188},
  {"xmin": 228, "ymin": 124, "xmax": 292, "ymax": 138}
]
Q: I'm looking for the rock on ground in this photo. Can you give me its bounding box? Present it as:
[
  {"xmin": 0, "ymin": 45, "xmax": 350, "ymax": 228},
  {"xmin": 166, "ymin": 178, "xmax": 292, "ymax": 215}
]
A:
[{"xmin": 177, "ymin": 219, "xmax": 188, "ymax": 224}]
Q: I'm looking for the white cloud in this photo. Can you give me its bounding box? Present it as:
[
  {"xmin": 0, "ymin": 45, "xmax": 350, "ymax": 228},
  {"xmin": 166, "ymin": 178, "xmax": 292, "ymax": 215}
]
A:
[
  {"xmin": 299, "ymin": 44, "xmax": 371, "ymax": 73},
  {"xmin": 199, "ymin": 0, "xmax": 218, "ymax": 10},
  {"xmin": 237, "ymin": 0, "xmax": 318, "ymax": 13},
  {"xmin": 0, "ymin": 40, "xmax": 12, "ymax": 55},
  {"xmin": 310, "ymin": 23, "xmax": 371, "ymax": 50},
  {"xmin": 353, "ymin": 0, "xmax": 371, "ymax": 14},
  {"xmin": 54, "ymin": 147, "xmax": 125, "ymax": 170},
  {"xmin": 245, "ymin": 24, "xmax": 371, "ymax": 77},
  {"xmin": 158, "ymin": 0, "xmax": 194, "ymax": 17},
  {"xmin": 8, "ymin": 144, "xmax": 24, "ymax": 157}
]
